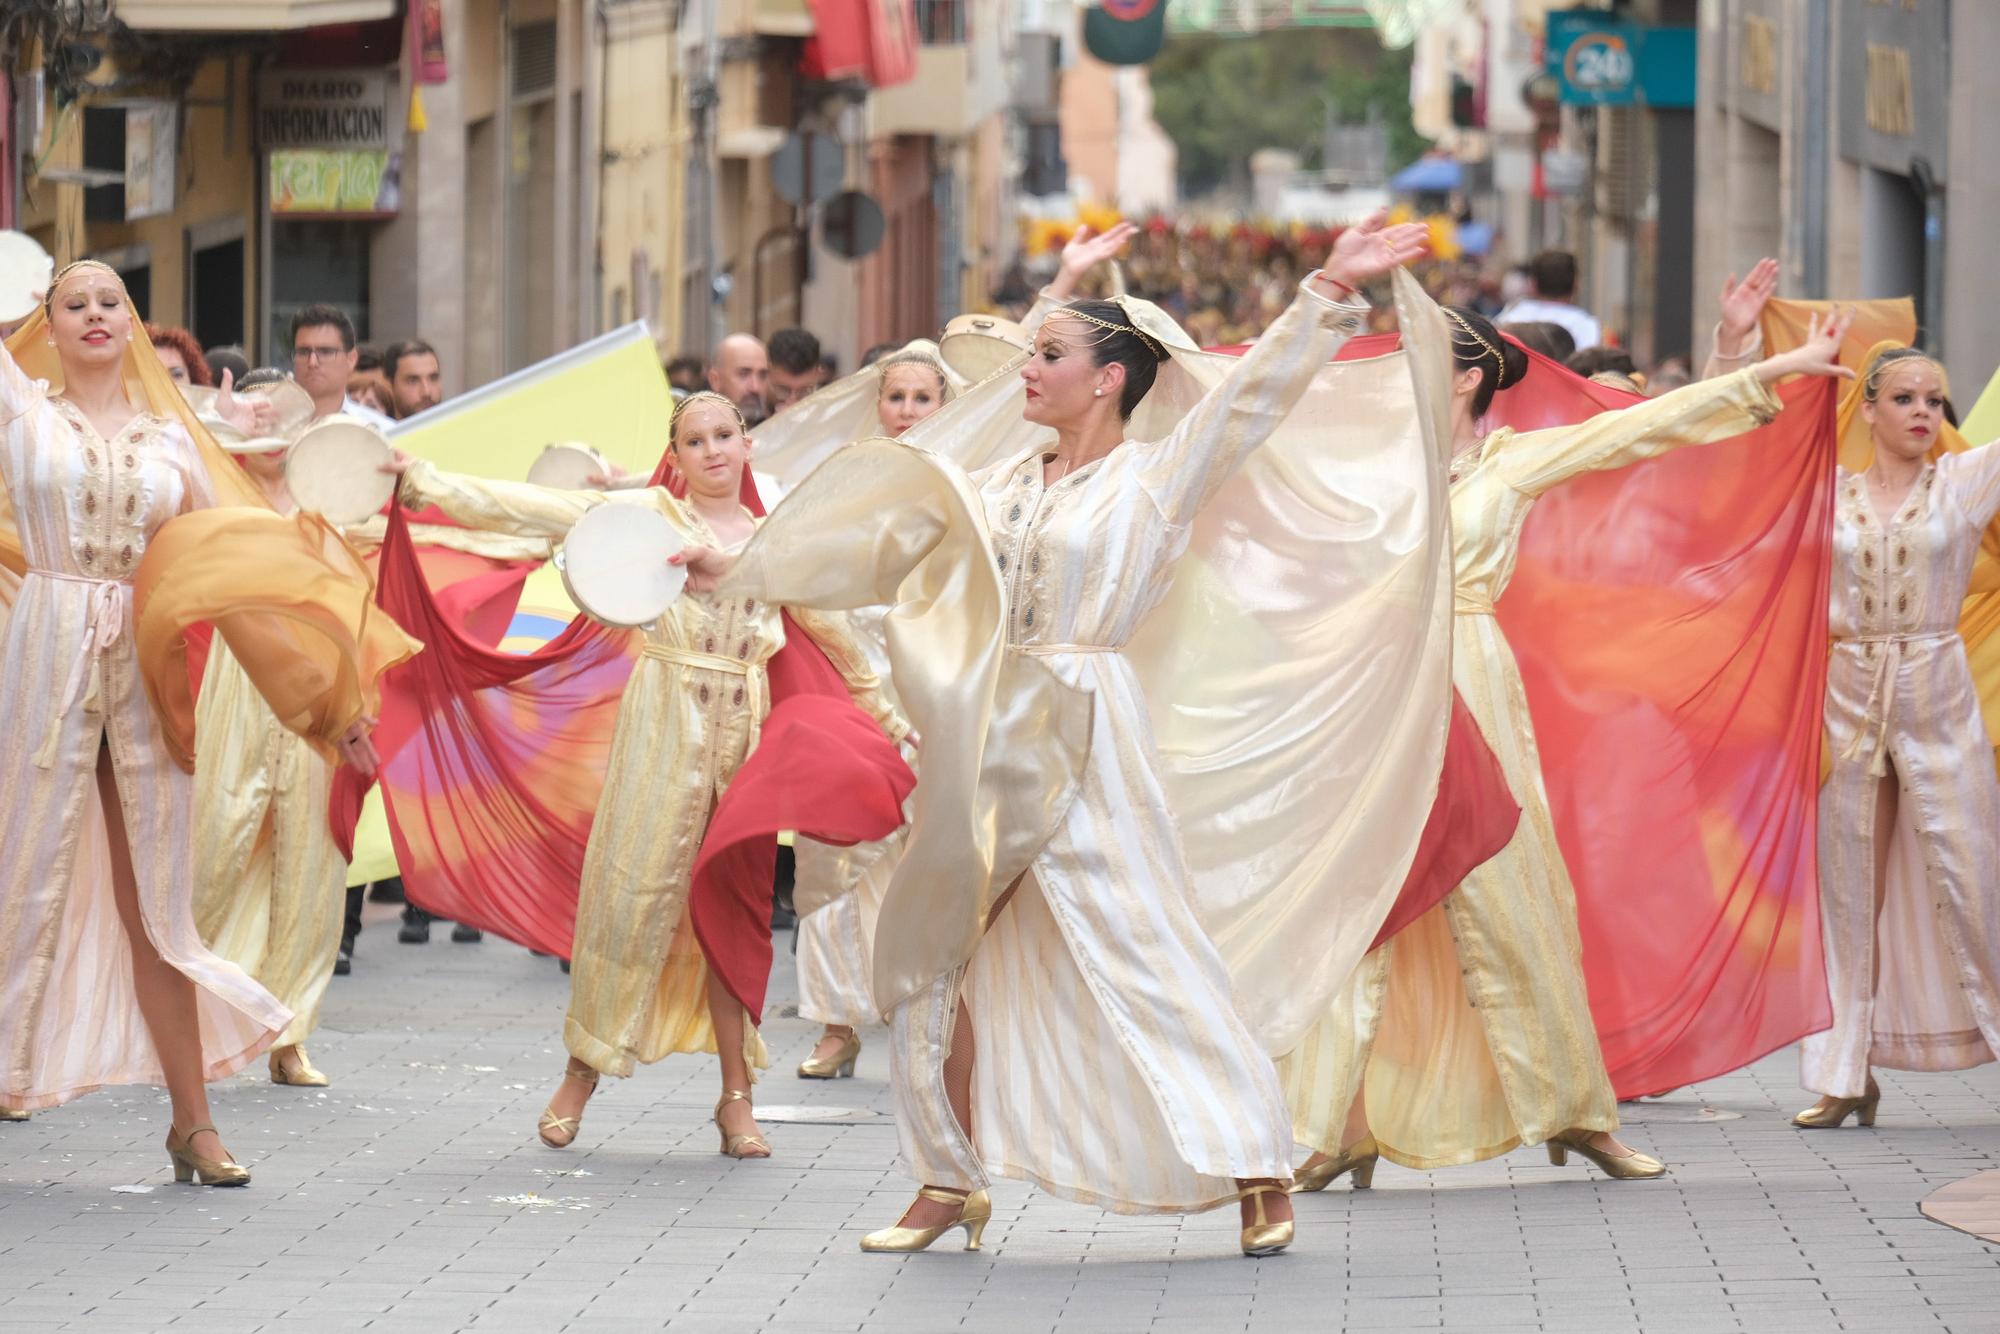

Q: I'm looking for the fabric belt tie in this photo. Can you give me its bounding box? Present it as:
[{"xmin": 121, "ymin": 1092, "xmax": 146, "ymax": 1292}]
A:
[
  {"xmin": 32, "ymin": 571, "xmax": 126, "ymax": 769},
  {"xmin": 1010, "ymin": 642, "xmax": 1124, "ymax": 656},
  {"xmin": 642, "ymin": 644, "xmax": 754, "ymax": 675},
  {"xmin": 1453, "ymin": 598, "xmax": 1497, "ymax": 616},
  {"xmin": 1834, "ymin": 629, "xmax": 1958, "ymax": 777},
  {"xmin": 641, "ymin": 643, "xmax": 767, "ymax": 722}
]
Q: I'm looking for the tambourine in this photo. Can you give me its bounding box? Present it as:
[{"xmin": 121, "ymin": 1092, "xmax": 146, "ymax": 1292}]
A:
[
  {"xmin": 939, "ymin": 313, "xmax": 1030, "ymax": 384},
  {"xmin": 526, "ymin": 442, "xmax": 610, "ymax": 490},
  {"xmin": 0, "ymin": 232, "xmax": 54, "ymax": 324},
  {"xmin": 285, "ymin": 415, "xmax": 397, "ymax": 526},
  {"xmin": 557, "ymin": 502, "xmax": 687, "ymax": 628}
]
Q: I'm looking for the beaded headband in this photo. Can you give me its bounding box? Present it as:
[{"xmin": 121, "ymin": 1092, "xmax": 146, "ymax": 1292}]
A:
[
  {"xmin": 1049, "ymin": 305, "xmax": 1166, "ymax": 360},
  {"xmin": 1444, "ymin": 308, "xmax": 1502, "ymax": 370},
  {"xmin": 1862, "ymin": 349, "xmax": 1943, "ymax": 402},
  {"xmin": 670, "ymin": 389, "xmax": 746, "ymax": 442},
  {"xmin": 44, "ymin": 259, "xmax": 128, "ymax": 313}
]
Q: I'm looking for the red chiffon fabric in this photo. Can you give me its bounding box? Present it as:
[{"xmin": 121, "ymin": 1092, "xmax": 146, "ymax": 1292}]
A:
[
  {"xmin": 1370, "ymin": 690, "xmax": 1520, "ymax": 952},
  {"xmin": 1222, "ymin": 331, "xmax": 1836, "ymax": 1095},
  {"xmin": 339, "ymin": 467, "xmax": 912, "ymax": 1022}
]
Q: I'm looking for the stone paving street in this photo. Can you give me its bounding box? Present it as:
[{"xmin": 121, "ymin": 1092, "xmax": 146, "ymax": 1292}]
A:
[{"xmin": 4, "ymin": 902, "xmax": 1999, "ymax": 1333}]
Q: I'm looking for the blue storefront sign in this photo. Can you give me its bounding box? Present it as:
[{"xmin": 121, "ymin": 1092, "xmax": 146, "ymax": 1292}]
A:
[{"xmin": 1546, "ymin": 9, "xmax": 1696, "ymax": 108}]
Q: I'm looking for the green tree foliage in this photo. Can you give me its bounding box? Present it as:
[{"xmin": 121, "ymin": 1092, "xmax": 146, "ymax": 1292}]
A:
[{"xmin": 1148, "ymin": 28, "xmax": 1431, "ymax": 199}]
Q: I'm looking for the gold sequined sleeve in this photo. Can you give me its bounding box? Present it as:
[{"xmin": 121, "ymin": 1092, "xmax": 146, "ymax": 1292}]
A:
[
  {"xmin": 1493, "ymin": 367, "xmax": 1783, "ymax": 500},
  {"xmin": 400, "ymin": 458, "xmax": 625, "ymax": 541}
]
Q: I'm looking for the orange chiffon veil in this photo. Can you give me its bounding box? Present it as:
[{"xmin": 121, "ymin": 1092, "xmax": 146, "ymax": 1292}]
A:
[{"xmin": 3, "ymin": 270, "xmax": 417, "ymax": 768}]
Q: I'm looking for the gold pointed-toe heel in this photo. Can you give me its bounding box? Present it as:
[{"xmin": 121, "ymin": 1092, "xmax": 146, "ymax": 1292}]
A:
[
  {"xmin": 1238, "ymin": 1182, "xmax": 1294, "ymax": 1256},
  {"xmin": 1546, "ymin": 1129, "xmax": 1666, "ymax": 1180},
  {"xmin": 166, "ymin": 1126, "xmax": 250, "ymax": 1187},
  {"xmin": 798, "ymin": 1031, "xmax": 862, "ymax": 1080},
  {"xmin": 269, "ymin": 1045, "xmax": 330, "ymax": 1088},
  {"xmin": 1792, "ymin": 1077, "xmax": 1881, "ymax": 1129},
  {"xmin": 714, "ymin": 1089, "xmax": 772, "ymax": 1159},
  {"xmin": 860, "ymin": 1187, "xmax": 992, "ymax": 1253},
  {"xmin": 536, "ymin": 1066, "xmax": 600, "ymax": 1148},
  {"xmin": 1, "ymin": 1107, "xmax": 29, "ymax": 1122},
  {"xmin": 1291, "ymin": 1135, "xmax": 1379, "ymax": 1194}
]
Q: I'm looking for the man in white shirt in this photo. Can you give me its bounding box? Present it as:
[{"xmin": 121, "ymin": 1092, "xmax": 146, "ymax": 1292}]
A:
[
  {"xmin": 1498, "ymin": 250, "xmax": 1604, "ymax": 352},
  {"xmin": 290, "ymin": 304, "xmax": 397, "ymax": 428}
]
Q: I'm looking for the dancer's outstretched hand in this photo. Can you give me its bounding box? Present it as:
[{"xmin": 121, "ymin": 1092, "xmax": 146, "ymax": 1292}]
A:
[
  {"xmin": 1755, "ymin": 308, "xmax": 1857, "ymax": 384},
  {"xmin": 670, "ymin": 543, "xmax": 738, "ymax": 593},
  {"xmin": 1050, "ymin": 221, "xmax": 1139, "ymax": 300},
  {"xmin": 1322, "ymin": 210, "xmax": 1430, "ymax": 292},
  {"xmin": 1717, "ymin": 257, "xmax": 1779, "ymax": 358}
]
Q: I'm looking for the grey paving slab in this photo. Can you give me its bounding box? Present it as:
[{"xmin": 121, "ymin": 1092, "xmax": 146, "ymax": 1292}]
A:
[{"xmin": 3, "ymin": 904, "xmax": 1999, "ymax": 1332}]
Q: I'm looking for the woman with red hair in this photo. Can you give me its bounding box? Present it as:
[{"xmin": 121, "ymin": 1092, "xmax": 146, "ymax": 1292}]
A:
[{"xmin": 146, "ymin": 323, "xmax": 212, "ymax": 388}]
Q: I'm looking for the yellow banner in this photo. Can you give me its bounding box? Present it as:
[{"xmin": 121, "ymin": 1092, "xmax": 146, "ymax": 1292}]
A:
[{"xmin": 387, "ymin": 322, "xmax": 673, "ymax": 481}]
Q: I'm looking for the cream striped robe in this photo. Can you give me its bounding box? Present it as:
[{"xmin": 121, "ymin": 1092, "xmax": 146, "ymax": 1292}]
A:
[
  {"xmin": 0, "ymin": 355, "xmax": 289, "ymax": 1112},
  {"xmin": 888, "ymin": 287, "xmax": 1369, "ymax": 1213},
  {"xmin": 1807, "ymin": 451, "xmax": 2000, "ymax": 1097}
]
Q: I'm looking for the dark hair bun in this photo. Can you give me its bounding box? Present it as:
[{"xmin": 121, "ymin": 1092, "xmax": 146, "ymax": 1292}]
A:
[{"xmin": 1496, "ymin": 337, "xmax": 1530, "ymax": 391}]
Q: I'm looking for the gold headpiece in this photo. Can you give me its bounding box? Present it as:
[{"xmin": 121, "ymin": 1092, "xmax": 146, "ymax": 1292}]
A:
[
  {"xmin": 1444, "ymin": 308, "xmax": 1502, "ymax": 369},
  {"xmin": 44, "ymin": 259, "xmax": 128, "ymax": 312},
  {"xmin": 1862, "ymin": 348, "xmax": 1944, "ymax": 402},
  {"xmin": 670, "ymin": 389, "xmax": 746, "ymax": 441},
  {"xmin": 1052, "ymin": 305, "xmax": 1166, "ymax": 360}
]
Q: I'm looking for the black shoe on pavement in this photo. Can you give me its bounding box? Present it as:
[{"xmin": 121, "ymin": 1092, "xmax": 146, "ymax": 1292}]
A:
[
  {"xmin": 560, "ymin": 958, "xmax": 571, "ymax": 974},
  {"xmin": 451, "ymin": 923, "xmax": 484, "ymax": 943},
  {"xmin": 399, "ymin": 906, "xmax": 432, "ymax": 944},
  {"xmin": 334, "ymin": 942, "xmax": 353, "ymax": 976}
]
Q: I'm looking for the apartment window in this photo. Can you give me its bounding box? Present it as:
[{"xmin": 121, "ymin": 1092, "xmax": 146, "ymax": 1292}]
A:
[{"xmin": 914, "ymin": 0, "xmax": 967, "ymax": 44}]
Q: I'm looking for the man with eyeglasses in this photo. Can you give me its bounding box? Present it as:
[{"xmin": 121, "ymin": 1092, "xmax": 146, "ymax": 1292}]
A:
[{"xmin": 290, "ymin": 304, "xmax": 396, "ymax": 428}]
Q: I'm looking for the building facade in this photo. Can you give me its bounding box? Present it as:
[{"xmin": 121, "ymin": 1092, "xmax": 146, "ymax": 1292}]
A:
[{"xmin": 1693, "ymin": 0, "xmax": 2000, "ymax": 387}]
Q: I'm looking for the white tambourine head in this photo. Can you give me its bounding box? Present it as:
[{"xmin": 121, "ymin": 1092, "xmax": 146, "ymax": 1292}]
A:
[
  {"xmin": 558, "ymin": 502, "xmax": 687, "ymax": 628},
  {"xmin": 939, "ymin": 313, "xmax": 1030, "ymax": 384},
  {"xmin": 284, "ymin": 415, "xmax": 397, "ymax": 526},
  {"xmin": 526, "ymin": 442, "xmax": 610, "ymax": 491},
  {"xmin": 0, "ymin": 232, "xmax": 54, "ymax": 325}
]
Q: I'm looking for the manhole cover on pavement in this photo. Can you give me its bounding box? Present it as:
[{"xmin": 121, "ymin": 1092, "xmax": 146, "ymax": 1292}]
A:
[
  {"xmin": 752, "ymin": 1104, "xmax": 888, "ymax": 1125},
  {"xmin": 1614, "ymin": 1101, "xmax": 1742, "ymax": 1124}
]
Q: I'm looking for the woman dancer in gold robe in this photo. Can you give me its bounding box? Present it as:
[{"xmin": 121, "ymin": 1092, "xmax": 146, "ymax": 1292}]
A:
[
  {"xmin": 1288, "ymin": 304, "xmax": 1854, "ymax": 1191},
  {"xmin": 0, "ymin": 261, "xmax": 407, "ymax": 1182},
  {"xmin": 388, "ymin": 392, "xmax": 903, "ymax": 1160},
  {"xmin": 1796, "ymin": 347, "xmax": 2000, "ymax": 1127}
]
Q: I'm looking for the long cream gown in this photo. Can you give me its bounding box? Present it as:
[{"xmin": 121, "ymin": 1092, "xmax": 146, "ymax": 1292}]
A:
[
  {"xmin": 397, "ymin": 462, "xmax": 900, "ymax": 1075},
  {"xmin": 0, "ymin": 356, "xmax": 289, "ymax": 1111},
  {"xmin": 887, "ymin": 285, "xmax": 1373, "ymax": 1213},
  {"xmin": 1284, "ymin": 368, "xmax": 1783, "ymax": 1166},
  {"xmin": 1806, "ymin": 451, "xmax": 2000, "ymax": 1096}
]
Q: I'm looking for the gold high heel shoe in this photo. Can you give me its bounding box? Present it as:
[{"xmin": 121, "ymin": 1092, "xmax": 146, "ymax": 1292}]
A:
[
  {"xmin": 1, "ymin": 1107, "xmax": 29, "ymax": 1122},
  {"xmin": 1238, "ymin": 1183, "xmax": 1294, "ymax": 1256},
  {"xmin": 714, "ymin": 1089, "xmax": 772, "ymax": 1159},
  {"xmin": 166, "ymin": 1126, "xmax": 250, "ymax": 1187},
  {"xmin": 1546, "ymin": 1129, "xmax": 1666, "ymax": 1180},
  {"xmin": 1792, "ymin": 1077, "xmax": 1881, "ymax": 1129},
  {"xmin": 860, "ymin": 1187, "xmax": 992, "ymax": 1253},
  {"xmin": 268, "ymin": 1045, "xmax": 329, "ymax": 1088},
  {"xmin": 1291, "ymin": 1135, "xmax": 1379, "ymax": 1194},
  {"xmin": 798, "ymin": 1031, "xmax": 862, "ymax": 1079},
  {"xmin": 536, "ymin": 1066, "xmax": 600, "ymax": 1148}
]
